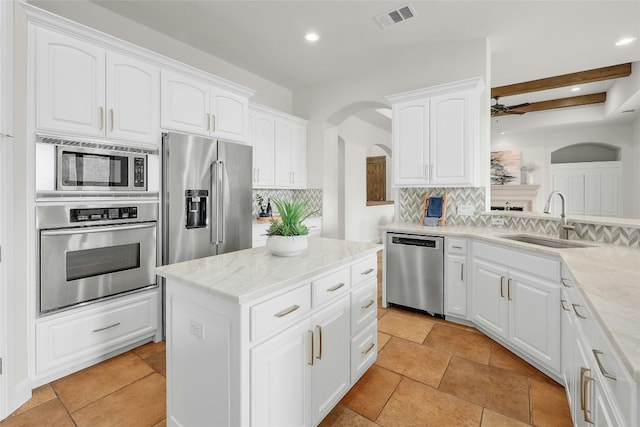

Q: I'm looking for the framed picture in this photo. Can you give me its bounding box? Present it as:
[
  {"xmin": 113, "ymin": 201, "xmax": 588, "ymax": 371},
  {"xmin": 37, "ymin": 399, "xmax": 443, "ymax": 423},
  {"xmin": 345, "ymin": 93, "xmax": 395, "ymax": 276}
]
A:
[{"xmin": 491, "ymin": 151, "xmax": 521, "ymax": 185}]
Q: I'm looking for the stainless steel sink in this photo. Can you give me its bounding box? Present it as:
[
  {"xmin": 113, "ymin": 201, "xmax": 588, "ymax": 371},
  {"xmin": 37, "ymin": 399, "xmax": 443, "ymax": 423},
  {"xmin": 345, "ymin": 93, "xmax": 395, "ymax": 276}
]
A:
[{"xmin": 499, "ymin": 234, "xmax": 595, "ymax": 249}]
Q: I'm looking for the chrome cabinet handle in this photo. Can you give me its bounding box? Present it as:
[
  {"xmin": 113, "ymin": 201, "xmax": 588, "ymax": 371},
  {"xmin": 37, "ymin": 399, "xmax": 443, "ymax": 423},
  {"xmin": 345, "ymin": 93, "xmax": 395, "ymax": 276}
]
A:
[
  {"xmin": 500, "ymin": 276, "xmax": 505, "ymax": 298},
  {"xmin": 308, "ymin": 330, "xmax": 314, "ymax": 366},
  {"xmin": 507, "ymin": 278, "xmax": 512, "ymax": 300},
  {"xmin": 211, "ymin": 114, "xmax": 216, "ymax": 132},
  {"xmin": 560, "ymin": 278, "xmax": 572, "ymax": 288},
  {"xmin": 274, "ymin": 304, "xmax": 300, "ymax": 318},
  {"xmin": 316, "ymin": 325, "xmax": 323, "ymax": 360},
  {"xmin": 592, "ymin": 349, "xmax": 617, "ymax": 380},
  {"xmin": 460, "ymin": 263, "xmax": 464, "ymax": 281},
  {"xmin": 362, "ymin": 342, "xmax": 375, "ymax": 355},
  {"xmin": 362, "ymin": 300, "xmax": 375, "ymax": 309},
  {"xmin": 93, "ymin": 322, "xmax": 120, "ymax": 333},
  {"xmin": 560, "ymin": 299, "xmax": 570, "ymax": 311},
  {"xmin": 452, "ymin": 245, "xmax": 463, "ymax": 249},
  {"xmin": 583, "ymin": 368, "xmax": 595, "ymax": 424},
  {"xmin": 99, "ymin": 107, "xmax": 104, "ymax": 130},
  {"xmin": 327, "ymin": 283, "xmax": 345, "ymax": 292},
  {"xmin": 110, "ymin": 108, "xmax": 114, "ymax": 132},
  {"xmin": 206, "ymin": 113, "xmax": 210, "ymax": 131},
  {"xmin": 572, "ymin": 304, "xmax": 587, "ymax": 319},
  {"xmin": 361, "ymin": 268, "xmax": 375, "ymax": 276},
  {"xmin": 580, "ymin": 367, "xmax": 588, "ymax": 415}
]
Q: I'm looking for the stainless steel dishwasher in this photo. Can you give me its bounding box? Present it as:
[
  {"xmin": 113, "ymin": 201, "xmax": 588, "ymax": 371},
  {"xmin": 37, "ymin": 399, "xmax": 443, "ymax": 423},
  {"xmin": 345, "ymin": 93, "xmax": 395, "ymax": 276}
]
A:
[{"xmin": 386, "ymin": 233, "xmax": 444, "ymax": 317}]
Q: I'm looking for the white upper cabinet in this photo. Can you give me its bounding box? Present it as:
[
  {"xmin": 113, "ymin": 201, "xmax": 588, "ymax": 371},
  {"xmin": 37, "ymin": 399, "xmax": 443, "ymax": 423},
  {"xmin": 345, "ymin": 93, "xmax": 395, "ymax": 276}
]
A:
[
  {"xmin": 36, "ymin": 26, "xmax": 106, "ymax": 138},
  {"xmin": 161, "ymin": 70, "xmax": 249, "ymax": 142},
  {"xmin": 35, "ymin": 26, "xmax": 160, "ymax": 146},
  {"xmin": 386, "ymin": 77, "xmax": 484, "ymax": 187},
  {"xmin": 249, "ymin": 103, "xmax": 308, "ymax": 189},
  {"xmin": 106, "ymin": 52, "xmax": 160, "ymax": 145}
]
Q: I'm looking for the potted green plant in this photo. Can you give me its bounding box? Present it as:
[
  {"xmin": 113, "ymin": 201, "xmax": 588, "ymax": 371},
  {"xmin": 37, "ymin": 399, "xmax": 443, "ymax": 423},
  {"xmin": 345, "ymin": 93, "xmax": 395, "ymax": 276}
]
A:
[{"xmin": 265, "ymin": 198, "xmax": 315, "ymax": 256}]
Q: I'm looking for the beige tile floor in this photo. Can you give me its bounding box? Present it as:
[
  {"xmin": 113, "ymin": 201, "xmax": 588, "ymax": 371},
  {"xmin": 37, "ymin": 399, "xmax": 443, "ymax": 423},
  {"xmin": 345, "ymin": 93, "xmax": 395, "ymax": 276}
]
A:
[{"xmin": 1, "ymin": 251, "xmax": 572, "ymax": 426}]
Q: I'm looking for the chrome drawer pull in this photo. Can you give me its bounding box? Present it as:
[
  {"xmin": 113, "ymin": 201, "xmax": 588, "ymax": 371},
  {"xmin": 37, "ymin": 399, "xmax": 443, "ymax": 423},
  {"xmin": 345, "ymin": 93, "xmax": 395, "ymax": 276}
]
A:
[
  {"xmin": 592, "ymin": 349, "xmax": 617, "ymax": 381},
  {"xmin": 560, "ymin": 278, "xmax": 572, "ymax": 288},
  {"xmin": 361, "ymin": 268, "xmax": 375, "ymax": 275},
  {"xmin": 274, "ymin": 304, "xmax": 300, "ymax": 318},
  {"xmin": 560, "ymin": 300, "xmax": 570, "ymax": 311},
  {"xmin": 572, "ymin": 304, "xmax": 587, "ymax": 319},
  {"xmin": 93, "ymin": 322, "xmax": 120, "ymax": 333},
  {"xmin": 362, "ymin": 343, "xmax": 375, "ymax": 355},
  {"xmin": 507, "ymin": 278, "xmax": 512, "ymax": 301},
  {"xmin": 316, "ymin": 325, "xmax": 323, "ymax": 360},
  {"xmin": 500, "ymin": 276, "xmax": 505, "ymax": 298},
  {"xmin": 327, "ymin": 283, "xmax": 345, "ymax": 292},
  {"xmin": 362, "ymin": 300, "xmax": 375, "ymax": 309}
]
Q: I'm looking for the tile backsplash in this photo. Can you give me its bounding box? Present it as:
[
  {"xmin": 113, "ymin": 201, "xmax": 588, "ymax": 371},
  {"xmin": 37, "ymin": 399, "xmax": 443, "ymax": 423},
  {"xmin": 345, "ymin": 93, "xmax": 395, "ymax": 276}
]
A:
[
  {"xmin": 399, "ymin": 187, "xmax": 639, "ymax": 248},
  {"xmin": 252, "ymin": 188, "xmax": 322, "ymax": 218},
  {"xmin": 399, "ymin": 187, "xmax": 488, "ymax": 226}
]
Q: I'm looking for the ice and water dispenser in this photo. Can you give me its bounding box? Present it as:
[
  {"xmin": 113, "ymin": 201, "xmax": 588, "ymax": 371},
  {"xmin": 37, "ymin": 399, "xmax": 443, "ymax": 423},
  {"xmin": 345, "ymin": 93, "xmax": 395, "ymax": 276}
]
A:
[{"xmin": 185, "ymin": 190, "xmax": 208, "ymax": 229}]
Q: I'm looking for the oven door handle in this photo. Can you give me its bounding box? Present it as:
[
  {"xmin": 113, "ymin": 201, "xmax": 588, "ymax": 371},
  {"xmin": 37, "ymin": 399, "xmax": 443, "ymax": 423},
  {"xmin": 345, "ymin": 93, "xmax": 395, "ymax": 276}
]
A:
[{"xmin": 41, "ymin": 222, "xmax": 156, "ymax": 236}]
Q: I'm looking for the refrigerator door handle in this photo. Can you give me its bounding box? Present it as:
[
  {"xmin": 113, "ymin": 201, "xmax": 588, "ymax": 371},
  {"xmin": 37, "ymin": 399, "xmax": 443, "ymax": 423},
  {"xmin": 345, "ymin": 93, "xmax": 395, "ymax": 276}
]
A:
[
  {"xmin": 218, "ymin": 159, "xmax": 226, "ymax": 244},
  {"xmin": 210, "ymin": 159, "xmax": 225, "ymax": 245}
]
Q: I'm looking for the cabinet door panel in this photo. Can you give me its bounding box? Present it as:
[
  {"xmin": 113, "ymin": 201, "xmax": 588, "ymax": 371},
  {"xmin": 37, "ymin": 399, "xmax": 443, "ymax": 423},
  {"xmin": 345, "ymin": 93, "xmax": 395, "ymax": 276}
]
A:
[
  {"xmin": 446, "ymin": 254, "xmax": 467, "ymax": 318},
  {"xmin": 106, "ymin": 52, "xmax": 159, "ymax": 145},
  {"xmin": 584, "ymin": 173, "xmax": 601, "ymax": 216},
  {"xmin": 312, "ymin": 297, "xmax": 350, "ymax": 425},
  {"xmin": 36, "ymin": 27, "xmax": 105, "ymax": 136},
  {"xmin": 392, "ymin": 100, "xmax": 429, "ymax": 185},
  {"xmin": 275, "ymin": 118, "xmax": 293, "ymax": 187},
  {"xmin": 290, "ymin": 122, "xmax": 307, "ymax": 188},
  {"xmin": 599, "ymin": 172, "xmax": 619, "ymax": 217},
  {"xmin": 160, "ymin": 71, "xmax": 209, "ymax": 135},
  {"xmin": 429, "ymin": 94, "xmax": 470, "ymax": 185},
  {"xmin": 251, "ymin": 320, "xmax": 312, "ymax": 427},
  {"xmin": 210, "ymin": 90, "xmax": 248, "ymax": 141},
  {"xmin": 253, "ymin": 112, "xmax": 276, "ymax": 187},
  {"xmin": 472, "ymin": 259, "xmax": 508, "ymax": 340},
  {"xmin": 508, "ymin": 271, "xmax": 560, "ymax": 373}
]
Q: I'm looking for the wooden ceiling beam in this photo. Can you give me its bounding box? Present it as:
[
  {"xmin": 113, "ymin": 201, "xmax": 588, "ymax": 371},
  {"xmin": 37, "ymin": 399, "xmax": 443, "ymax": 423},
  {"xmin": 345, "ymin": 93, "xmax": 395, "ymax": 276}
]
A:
[
  {"xmin": 492, "ymin": 92, "xmax": 607, "ymax": 116},
  {"xmin": 491, "ymin": 63, "xmax": 631, "ymax": 98}
]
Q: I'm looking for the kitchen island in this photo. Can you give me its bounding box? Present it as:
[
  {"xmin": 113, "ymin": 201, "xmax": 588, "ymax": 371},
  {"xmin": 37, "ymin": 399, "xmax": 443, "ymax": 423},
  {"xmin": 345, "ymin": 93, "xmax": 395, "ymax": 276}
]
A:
[{"xmin": 156, "ymin": 237, "xmax": 381, "ymax": 427}]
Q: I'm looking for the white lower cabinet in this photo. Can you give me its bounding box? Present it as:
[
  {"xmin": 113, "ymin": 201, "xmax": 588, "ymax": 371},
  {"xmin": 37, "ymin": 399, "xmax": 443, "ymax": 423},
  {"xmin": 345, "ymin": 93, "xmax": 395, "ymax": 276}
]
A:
[
  {"xmin": 472, "ymin": 241, "xmax": 561, "ymax": 374},
  {"xmin": 165, "ymin": 254, "xmax": 378, "ymax": 427},
  {"xmin": 445, "ymin": 238, "xmax": 468, "ymax": 319},
  {"xmin": 35, "ymin": 290, "xmax": 160, "ymax": 383},
  {"xmin": 561, "ymin": 267, "xmax": 636, "ymax": 427}
]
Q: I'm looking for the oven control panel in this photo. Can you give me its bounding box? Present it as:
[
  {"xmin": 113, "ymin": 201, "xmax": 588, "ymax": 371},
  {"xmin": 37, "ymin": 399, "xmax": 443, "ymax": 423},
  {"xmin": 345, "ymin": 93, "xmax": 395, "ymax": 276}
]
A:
[{"xmin": 70, "ymin": 207, "xmax": 138, "ymax": 222}]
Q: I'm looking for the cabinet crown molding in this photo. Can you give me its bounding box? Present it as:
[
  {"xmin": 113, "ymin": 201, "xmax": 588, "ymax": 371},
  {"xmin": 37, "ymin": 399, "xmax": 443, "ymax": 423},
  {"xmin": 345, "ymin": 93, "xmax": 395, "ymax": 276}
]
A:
[
  {"xmin": 386, "ymin": 76, "xmax": 485, "ymax": 104},
  {"xmin": 249, "ymin": 102, "xmax": 308, "ymax": 124},
  {"xmin": 22, "ymin": 2, "xmax": 256, "ymax": 99}
]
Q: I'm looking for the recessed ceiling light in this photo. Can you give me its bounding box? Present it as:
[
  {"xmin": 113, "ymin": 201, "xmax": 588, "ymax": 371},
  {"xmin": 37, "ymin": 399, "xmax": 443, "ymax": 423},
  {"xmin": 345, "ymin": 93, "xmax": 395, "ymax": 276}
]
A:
[
  {"xmin": 571, "ymin": 87, "xmax": 581, "ymax": 92},
  {"xmin": 305, "ymin": 32, "xmax": 319, "ymax": 42},
  {"xmin": 615, "ymin": 36, "xmax": 637, "ymax": 46}
]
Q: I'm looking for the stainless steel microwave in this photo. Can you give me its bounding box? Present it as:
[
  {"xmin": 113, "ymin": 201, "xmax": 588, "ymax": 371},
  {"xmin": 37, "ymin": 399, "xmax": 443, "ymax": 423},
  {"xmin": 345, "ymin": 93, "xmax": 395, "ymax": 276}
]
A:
[{"xmin": 57, "ymin": 146, "xmax": 147, "ymax": 191}]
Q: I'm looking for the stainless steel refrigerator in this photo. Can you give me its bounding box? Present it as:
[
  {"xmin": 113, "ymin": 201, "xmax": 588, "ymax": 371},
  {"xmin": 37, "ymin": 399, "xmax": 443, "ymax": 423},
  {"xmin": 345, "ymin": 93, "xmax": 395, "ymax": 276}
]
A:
[{"xmin": 161, "ymin": 132, "xmax": 253, "ymax": 265}]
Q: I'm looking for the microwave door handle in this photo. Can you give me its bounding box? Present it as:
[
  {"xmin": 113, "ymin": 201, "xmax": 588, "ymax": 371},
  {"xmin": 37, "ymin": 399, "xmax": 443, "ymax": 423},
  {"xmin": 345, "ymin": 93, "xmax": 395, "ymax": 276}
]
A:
[{"xmin": 40, "ymin": 222, "xmax": 156, "ymax": 236}]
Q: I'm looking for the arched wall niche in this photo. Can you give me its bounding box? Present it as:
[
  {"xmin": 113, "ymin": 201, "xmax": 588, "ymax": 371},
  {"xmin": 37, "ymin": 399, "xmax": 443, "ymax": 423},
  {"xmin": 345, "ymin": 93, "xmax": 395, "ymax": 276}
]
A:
[{"xmin": 551, "ymin": 142, "xmax": 621, "ymax": 164}]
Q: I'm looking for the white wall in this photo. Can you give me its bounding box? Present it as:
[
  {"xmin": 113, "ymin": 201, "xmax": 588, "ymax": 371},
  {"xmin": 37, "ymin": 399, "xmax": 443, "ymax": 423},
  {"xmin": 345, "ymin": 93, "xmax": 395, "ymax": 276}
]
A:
[
  {"xmin": 27, "ymin": 0, "xmax": 293, "ymax": 112},
  {"xmin": 491, "ymin": 120, "xmax": 637, "ymax": 217},
  {"xmin": 296, "ymin": 38, "xmax": 490, "ymax": 237},
  {"xmin": 338, "ymin": 116, "xmax": 394, "ymax": 243}
]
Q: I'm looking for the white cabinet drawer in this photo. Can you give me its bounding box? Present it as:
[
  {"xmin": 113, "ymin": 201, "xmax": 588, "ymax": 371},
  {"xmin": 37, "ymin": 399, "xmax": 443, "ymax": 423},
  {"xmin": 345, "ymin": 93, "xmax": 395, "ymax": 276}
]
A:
[
  {"xmin": 313, "ymin": 267, "xmax": 350, "ymax": 307},
  {"xmin": 351, "ymin": 256, "xmax": 378, "ymax": 288},
  {"xmin": 251, "ymin": 284, "xmax": 311, "ymax": 342},
  {"xmin": 473, "ymin": 241, "xmax": 560, "ymax": 282},
  {"xmin": 351, "ymin": 322, "xmax": 377, "ymax": 383},
  {"xmin": 350, "ymin": 279, "xmax": 377, "ymax": 336},
  {"xmin": 446, "ymin": 238, "xmax": 467, "ymax": 255},
  {"xmin": 36, "ymin": 292, "xmax": 158, "ymax": 374}
]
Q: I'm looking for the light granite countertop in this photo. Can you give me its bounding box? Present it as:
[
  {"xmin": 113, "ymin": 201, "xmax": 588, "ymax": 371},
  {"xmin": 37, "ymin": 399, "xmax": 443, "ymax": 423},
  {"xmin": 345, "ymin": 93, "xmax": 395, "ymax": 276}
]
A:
[
  {"xmin": 156, "ymin": 236, "xmax": 381, "ymax": 305},
  {"xmin": 382, "ymin": 222, "xmax": 640, "ymax": 383}
]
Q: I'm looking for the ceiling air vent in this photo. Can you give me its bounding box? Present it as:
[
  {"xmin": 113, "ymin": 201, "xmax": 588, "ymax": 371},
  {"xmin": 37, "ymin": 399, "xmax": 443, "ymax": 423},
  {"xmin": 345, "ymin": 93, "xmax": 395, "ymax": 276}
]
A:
[{"xmin": 374, "ymin": 4, "xmax": 417, "ymax": 29}]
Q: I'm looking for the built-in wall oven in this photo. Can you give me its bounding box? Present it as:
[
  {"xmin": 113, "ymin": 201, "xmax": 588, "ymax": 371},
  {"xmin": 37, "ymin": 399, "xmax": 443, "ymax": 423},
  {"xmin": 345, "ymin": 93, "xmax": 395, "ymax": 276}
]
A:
[{"xmin": 36, "ymin": 203, "xmax": 158, "ymax": 315}]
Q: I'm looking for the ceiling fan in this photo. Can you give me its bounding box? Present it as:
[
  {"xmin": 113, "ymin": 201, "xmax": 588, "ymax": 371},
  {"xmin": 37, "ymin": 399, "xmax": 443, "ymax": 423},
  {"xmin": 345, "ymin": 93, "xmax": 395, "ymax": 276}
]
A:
[{"xmin": 491, "ymin": 96, "xmax": 531, "ymax": 116}]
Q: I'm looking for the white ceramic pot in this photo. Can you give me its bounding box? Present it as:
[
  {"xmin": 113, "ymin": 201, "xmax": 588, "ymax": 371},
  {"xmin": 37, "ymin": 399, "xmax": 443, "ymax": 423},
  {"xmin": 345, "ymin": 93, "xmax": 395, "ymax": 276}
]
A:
[{"xmin": 266, "ymin": 235, "xmax": 308, "ymax": 257}]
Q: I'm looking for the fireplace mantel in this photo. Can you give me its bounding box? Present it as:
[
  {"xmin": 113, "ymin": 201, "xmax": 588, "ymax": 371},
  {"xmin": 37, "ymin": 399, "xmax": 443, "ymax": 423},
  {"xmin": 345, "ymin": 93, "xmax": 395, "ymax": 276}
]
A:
[{"xmin": 491, "ymin": 185, "xmax": 540, "ymax": 211}]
